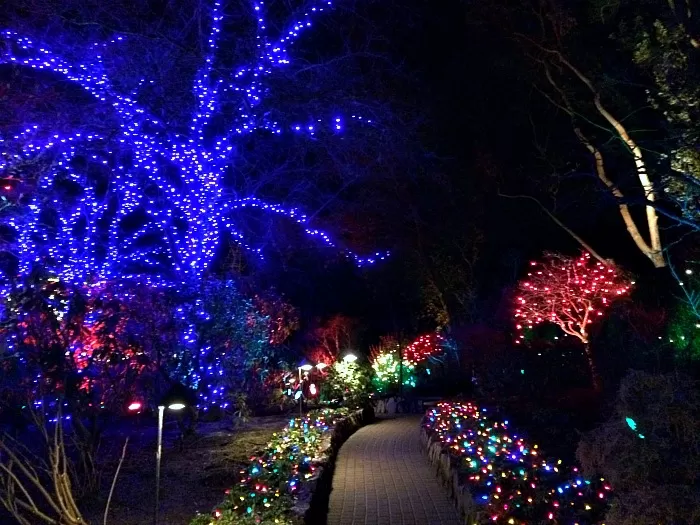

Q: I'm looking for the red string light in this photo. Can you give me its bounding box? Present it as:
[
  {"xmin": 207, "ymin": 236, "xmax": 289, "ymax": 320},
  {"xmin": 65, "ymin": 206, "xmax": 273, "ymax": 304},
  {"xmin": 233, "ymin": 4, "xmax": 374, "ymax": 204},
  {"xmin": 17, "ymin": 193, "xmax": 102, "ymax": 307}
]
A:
[
  {"xmin": 403, "ymin": 333, "xmax": 445, "ymax": 365},
  {"xmin": 514, "ymin": 252, "xmax": 632, "ymax": 344}
]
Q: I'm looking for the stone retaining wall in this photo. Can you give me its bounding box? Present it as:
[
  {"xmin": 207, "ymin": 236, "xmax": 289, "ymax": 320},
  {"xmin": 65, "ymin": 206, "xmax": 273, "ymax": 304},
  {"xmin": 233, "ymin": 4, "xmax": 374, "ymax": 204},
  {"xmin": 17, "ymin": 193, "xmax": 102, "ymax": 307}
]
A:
[{"xmin": 420, "ymin": 424, "xmax": 476, "ymax": 523}]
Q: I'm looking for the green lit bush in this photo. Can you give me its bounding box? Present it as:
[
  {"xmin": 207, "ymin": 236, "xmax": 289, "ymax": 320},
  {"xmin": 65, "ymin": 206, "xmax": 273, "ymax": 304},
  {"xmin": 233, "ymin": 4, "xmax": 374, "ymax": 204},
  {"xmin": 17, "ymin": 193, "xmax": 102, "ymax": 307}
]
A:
[{"xmin": 321, "ymin": 360, "xmax": 372, "ymax": 407}]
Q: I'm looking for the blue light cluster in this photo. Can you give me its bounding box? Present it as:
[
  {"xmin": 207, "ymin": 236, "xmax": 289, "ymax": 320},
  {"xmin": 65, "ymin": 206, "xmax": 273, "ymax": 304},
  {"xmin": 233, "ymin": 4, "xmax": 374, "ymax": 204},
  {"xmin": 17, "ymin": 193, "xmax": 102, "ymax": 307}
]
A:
[{"xmin": 0, "ymin": 0, "xmax": 389, "ymax": 294}]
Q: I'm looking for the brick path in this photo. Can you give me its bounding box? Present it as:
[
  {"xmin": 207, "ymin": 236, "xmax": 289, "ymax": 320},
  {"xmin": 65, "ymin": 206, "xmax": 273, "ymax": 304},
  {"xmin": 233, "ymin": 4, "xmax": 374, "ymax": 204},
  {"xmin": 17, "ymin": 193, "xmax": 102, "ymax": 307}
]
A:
[{"xmin": 327, "ymin": 415, "xmax": 462, "ymax": 525}]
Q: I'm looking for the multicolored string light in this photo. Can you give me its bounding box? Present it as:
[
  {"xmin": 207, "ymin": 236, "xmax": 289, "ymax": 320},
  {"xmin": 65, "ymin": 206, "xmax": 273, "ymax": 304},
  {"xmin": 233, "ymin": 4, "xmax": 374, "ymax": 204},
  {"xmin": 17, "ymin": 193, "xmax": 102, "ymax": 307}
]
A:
[
  {"xmin": 423, "ymin": 402, "xmax": 611, "ymax": 524},
  {"xmin": 514, "ymin": 252, "xmax": 632, "ymax": 344},
  {"xmin": 370, "ymin": 351, "xmax": 416, "ymax": 392},
  {"xmin": 0, "ymin": 0, "xmax": 389, "ymax": 298},
  {"xmin": 370, "ymin": 332, "xmax": 447, "ymax": 391},
  {"xmin": 193, "ymin": 407, "xmax": 350, "ymax": 525}
]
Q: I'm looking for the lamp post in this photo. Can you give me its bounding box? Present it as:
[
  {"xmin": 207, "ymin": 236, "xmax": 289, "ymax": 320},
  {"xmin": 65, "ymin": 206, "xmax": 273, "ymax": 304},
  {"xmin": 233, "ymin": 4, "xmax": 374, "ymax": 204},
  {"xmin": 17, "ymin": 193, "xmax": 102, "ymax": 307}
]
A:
[
  {"xmin": 298, "ymin": 363, "xmax": 313, "ymax": 416},
  {"xmin": 155, "ymin": 402, "xmax": 186, "ymax": 525},
  {"xmin": 155, "ymin": 385, "xmax": 193, "ymax": 525}
]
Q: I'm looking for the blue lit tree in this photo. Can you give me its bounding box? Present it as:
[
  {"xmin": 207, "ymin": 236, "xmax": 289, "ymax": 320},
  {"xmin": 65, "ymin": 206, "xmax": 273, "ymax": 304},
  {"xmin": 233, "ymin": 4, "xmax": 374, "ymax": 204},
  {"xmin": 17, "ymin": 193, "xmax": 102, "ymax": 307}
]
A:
[
  {"xmin": 0, "ymin": 0, "xmax": 400, "ymax": 407},
  {"xmin": 0, "ymin": 0, "xmax": 391, "ymax": 295}
]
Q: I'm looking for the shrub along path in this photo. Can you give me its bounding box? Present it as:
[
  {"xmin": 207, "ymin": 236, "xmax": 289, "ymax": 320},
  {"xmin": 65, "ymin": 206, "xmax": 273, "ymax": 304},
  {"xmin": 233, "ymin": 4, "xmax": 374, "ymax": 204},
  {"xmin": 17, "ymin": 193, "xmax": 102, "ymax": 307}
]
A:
[{"xmin": 327, "ymin": 415, "xmax": 462, "ymax": 525}]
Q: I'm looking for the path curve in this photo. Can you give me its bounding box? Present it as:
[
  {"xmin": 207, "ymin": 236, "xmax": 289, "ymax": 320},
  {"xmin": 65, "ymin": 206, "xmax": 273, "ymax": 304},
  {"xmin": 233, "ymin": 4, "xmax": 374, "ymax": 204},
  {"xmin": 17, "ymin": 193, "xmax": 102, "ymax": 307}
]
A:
[{"xmin": 327, "ymin": 415, "xmax": 462, "ymax": 525}]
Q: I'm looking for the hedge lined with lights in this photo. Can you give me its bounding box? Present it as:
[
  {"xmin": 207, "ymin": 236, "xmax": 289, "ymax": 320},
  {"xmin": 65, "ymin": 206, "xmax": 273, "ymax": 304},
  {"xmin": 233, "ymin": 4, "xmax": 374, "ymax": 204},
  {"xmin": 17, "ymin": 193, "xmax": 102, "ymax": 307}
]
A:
[
  {"xmin": 191, "ymin": 406, "xmax": 373, "ymax": 525},
  {"xmin": 421, "ymin": 401, "xmax": 611, "ymax": 524}
]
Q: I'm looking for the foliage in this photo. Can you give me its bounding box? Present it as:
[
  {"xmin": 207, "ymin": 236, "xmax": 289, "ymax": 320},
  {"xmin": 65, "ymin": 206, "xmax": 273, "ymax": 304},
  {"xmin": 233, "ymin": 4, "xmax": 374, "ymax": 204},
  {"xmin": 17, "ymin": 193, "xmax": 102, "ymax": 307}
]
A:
[
  {"xmin": 190, "ymin": 408, "xmax": 352, "ymax": 525},
  {"xmin": 232, "ymin": 393, "xmax": 252, "ymax": 427},
  {"xmin": 615, "ymin": 1, "xmax": 700, "ymax": 228},
  {"xmin": 666, "ymin": 296, "xmax": 700, "ymax": 361},
  {"xmin": 403, "ymin": 333, "xmax": 447, "ymax": 365},
  {"xmin": 663, "ymin": 252, "xmax": 700, "ymax": 361},
  {"xmin": 252, "ymin": 291, "xmax": 299, "ymax": 347},
  {"xmin": 423, "ymin": 401, "xmax": 611, "ymax": 524},
  {"xmin": 369, "ymin": 335, "xmax": 414, "ymax": 393},
  {"xmin": 368, "ymin": 333, "xmax": 455, "ymax": 394},
  {"xmin": 0, "ymin": 273, "xmax": 292, "ymax": 414},
  {"xmin": 369, "ymin": 351, "xmax": 416, "ymax": 393},
  {"xmin": 577, "ymin": 370, "xmax": 700, "ymax": 524},
  {"xmin": 170, "ymin": 278, "xmax": 282, "ymax": 410},
  {"xmin": 322, "ymin": 360, "xmax": 372, "ymax": 407},
  {"xmin": 0, "ymin": 272, "xmax": 160, "ymax": 412},
  {"xmin": 0, "ymin": 271, "xmax": 83, "ymax": 401}
]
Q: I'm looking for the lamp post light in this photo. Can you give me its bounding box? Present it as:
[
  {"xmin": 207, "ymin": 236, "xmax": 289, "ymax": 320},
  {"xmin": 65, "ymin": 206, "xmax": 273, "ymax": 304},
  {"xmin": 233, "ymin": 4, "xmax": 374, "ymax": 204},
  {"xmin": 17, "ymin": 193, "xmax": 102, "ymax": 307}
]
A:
[{"xmin": 343, "ymin": 353, "xmax": 358, "ymax": 363}]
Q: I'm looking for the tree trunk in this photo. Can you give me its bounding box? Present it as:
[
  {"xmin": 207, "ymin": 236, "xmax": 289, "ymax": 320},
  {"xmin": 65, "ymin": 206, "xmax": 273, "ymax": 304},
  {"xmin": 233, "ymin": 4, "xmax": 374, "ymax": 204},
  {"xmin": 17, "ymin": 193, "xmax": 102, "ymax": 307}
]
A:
[{"xmin": 583, "ymin": 343, "xmax": 601, "ymax": 391}]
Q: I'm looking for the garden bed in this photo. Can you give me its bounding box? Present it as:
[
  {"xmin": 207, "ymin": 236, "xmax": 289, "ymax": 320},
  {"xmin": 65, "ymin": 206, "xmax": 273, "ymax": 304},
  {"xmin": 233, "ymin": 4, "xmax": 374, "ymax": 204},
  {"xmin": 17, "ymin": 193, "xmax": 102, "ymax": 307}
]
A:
[
  {"xmin": 420, "ymin": 401, "xmax": 611, "ymax": 524},
  {"xmin": 190, "ymin": 406, "xmax": 373, "ymax": 525},
  {"xmin": 82, "ymin": 415, "xmax": 290, "ymax": 525}
]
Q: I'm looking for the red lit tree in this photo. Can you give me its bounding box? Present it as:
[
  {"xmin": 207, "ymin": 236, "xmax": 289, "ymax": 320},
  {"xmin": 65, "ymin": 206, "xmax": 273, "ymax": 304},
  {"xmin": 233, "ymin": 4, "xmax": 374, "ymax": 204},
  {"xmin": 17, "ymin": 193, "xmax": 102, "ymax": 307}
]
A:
[
  {"xmin": 514, "ymin": 252, "xmax": 633, "ymax": 389},
  {"xmin": 403, "ymin": 333, "xmax": 446, "ymax": 366},
  {"xmin": 306, "ymin": 315, "xmax": 357, "ymax": 365}
]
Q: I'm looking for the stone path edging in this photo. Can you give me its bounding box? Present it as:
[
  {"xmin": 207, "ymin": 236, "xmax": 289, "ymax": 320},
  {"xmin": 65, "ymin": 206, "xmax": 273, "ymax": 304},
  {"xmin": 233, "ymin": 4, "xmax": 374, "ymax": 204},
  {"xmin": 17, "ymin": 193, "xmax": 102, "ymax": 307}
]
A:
[
  {"xmin": 420, "ymin": 425, "xmax": 474, "ymax": 522},
  {"xmin": 302, "ymin": 407, "xmax": 374, "ymax": 523}
]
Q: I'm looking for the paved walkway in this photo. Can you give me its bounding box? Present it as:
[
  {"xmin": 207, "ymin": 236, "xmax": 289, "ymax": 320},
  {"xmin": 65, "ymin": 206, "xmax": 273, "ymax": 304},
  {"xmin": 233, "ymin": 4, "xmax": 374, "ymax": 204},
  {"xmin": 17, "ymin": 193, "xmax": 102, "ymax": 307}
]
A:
[{"xmin": 327, "ymin": 415, "xmax": 462, "ymax": 525}]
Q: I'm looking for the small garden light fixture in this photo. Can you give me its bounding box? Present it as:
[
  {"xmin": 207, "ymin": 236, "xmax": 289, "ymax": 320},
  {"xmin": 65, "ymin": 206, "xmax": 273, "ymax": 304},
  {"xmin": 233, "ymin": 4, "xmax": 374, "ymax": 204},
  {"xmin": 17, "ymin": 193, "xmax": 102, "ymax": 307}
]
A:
[
  {"xmin": 297, "ymin": 362, "xmax": 314, "ymax": 416},
  {"xmin": 155, "ymin": 384, "xmax": 195, "ymax": 525}
]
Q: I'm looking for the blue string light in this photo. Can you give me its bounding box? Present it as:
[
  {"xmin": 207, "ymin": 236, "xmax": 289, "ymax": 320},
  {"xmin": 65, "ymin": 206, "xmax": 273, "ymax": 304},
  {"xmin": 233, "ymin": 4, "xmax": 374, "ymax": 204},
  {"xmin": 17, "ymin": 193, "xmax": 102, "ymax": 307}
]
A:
[{"xmin": 0, "ymin": 0, "xmax": 389, "ymax": 295}]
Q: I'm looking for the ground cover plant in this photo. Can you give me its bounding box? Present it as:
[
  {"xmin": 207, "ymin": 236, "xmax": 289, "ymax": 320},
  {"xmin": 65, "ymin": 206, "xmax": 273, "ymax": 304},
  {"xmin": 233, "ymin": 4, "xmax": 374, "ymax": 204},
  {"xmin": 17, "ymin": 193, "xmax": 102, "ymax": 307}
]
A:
[
  {"xmin": 191, "ymin": 407, "xmax": 352, "ymax": 525},
  {"xmin": 423, "ymin": 401, "xmax": 611, "ymax": 524}
]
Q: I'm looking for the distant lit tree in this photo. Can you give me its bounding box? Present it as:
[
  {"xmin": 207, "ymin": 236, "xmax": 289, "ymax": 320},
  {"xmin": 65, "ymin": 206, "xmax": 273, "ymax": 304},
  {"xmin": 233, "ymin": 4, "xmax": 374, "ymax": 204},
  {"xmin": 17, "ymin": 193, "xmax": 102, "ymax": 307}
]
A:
[
  {"xmin": 322, "ymin": 358, "xmax": 371, "ymax": 407},
  {"xmin": 514, "ymin": 252, "xmax": 633, "ymax": 389},
  {"xmin": 369, "ymin": 335, "xmax": 415, "ymax": 393},
  {"xmin": 306, "ymin": 314, "xmax": 356, "ymax": 365},
  {"xmin": 403, "ymin": 333, "xmax": 446, "ymax": 366}
]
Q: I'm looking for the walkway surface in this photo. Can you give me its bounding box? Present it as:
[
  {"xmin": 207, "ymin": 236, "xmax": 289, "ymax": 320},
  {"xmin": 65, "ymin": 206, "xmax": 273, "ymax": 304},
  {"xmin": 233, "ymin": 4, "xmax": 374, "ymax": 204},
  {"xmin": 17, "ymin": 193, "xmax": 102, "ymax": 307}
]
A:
[{"xmin": 327, "ymin": 415, "xmax": 462, "ymax": 525}]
